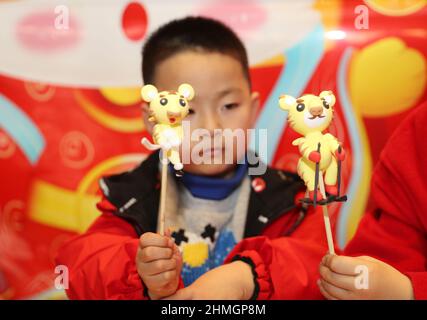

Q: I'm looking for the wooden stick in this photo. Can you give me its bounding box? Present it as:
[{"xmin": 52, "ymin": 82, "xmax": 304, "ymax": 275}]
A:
[
  {"xmin": 318, "ymin": 174, "xmax": 336, "ymax": 255},
  {"xmin": 158, "ymin": 150, "xmax": 168, "ymax": 236}
]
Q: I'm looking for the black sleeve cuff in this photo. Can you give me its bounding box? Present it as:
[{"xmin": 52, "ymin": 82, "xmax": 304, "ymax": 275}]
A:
[{"xmin": 231, "ymin": 255, "xmax": 260, "ymax": 300}]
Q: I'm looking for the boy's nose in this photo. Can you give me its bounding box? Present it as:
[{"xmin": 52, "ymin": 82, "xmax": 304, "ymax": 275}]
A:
[
  {"xmin": 309, "ymin": 106, "xmax": 323, "ymax": 116},
  {"xmin": 202, "ymin": 113, "xmax": 221, "ymax": 134}
]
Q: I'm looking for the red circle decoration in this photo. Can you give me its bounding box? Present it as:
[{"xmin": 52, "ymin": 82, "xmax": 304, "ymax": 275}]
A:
[
  {"xmin": 59, "ymin": 131, "xmax": 95, "ymax": 169},
  {"xmin": 121, "ymin": 2, "xmax": 148, "ymax": 41},
  {"xmin": 0, "ymin": 131, "xmax": 16, "ymax": 159},
  {"xmin": 251, "ymin": 177, "xmax": 266, "ymax": 193}
]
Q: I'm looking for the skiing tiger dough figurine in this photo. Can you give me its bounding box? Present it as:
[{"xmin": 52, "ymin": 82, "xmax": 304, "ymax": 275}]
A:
[{"xmin": 279, "ymin": 90, "xmax": 346, "ymax": 202}]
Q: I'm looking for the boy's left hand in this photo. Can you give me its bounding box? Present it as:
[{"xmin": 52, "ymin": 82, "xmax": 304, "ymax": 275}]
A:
[
  {"xmin": 318, "ymin": 254, "xmax": 414, "ymax": 300},
  {"xmin": 164, "ymin": 261, "xmax": 255, "ymax": 300}
]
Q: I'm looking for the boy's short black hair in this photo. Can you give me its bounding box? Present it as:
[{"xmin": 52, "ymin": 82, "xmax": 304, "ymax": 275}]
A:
[{"xmin": 142, "ymin": 16, "xmax": 250, "ymax": 86}]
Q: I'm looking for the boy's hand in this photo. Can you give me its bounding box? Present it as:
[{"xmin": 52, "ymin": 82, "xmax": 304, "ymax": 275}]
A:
[
  {"xmin": 318, "ymin": 254, "xmax": 414, "ymax": 300},
  {"xmin": 164, "ymin": 261, "xmax": 255, "ymax": 300},
  {"xmin": 136, "ymin": 231, "xmax": 182, "ymax": 300}
]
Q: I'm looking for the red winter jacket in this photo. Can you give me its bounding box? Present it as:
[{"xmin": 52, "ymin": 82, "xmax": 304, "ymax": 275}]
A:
[
  {"xmin": 344, "ymin": 103, "xmax": 427, "ymax": 300},
  {"xmin": 56, "ymin": 151, "xmax": 334, "ymax": 300}
]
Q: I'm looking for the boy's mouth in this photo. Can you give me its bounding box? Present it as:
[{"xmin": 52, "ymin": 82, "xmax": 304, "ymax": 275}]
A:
[{"xmin": 202, "ymin": 147, "xmax": 224, "ymax": 157}]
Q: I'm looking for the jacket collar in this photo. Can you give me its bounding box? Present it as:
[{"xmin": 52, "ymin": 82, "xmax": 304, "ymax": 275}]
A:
[{"xmin": 100, "ymin": 151, "xmax": 305, "ymax": 237}]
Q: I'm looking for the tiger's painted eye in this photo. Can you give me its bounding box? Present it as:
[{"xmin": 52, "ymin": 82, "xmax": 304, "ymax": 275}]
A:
[
  {"xmin": 322, "ymin": 99, "xmax": 330, "ymax": 109},
  {"xmin": 160, "ymin": 98, "xmax": 168, "ymax": 106},
  {"xmin": 179, "ymin": 98, "xmax": 186, "ymax": 107},
  {"xmin": 296, "ymin": 103, "xmax": 305, "ymax": 112}
]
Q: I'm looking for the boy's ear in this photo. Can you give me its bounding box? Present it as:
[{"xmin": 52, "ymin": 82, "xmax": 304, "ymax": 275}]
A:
[
  {"xmin": 249, "ymin": 91, "xmax": 260, "ymax": 127},
  {"xmin": 320, "ymin": 90, "xmax": 336, "ymax": 107},
  {"xmin": 178, "ymin": 83, "xmax": 195, "ymax": 101},
  {"xmin": 279, "ymin": 94, "xmax": 296, "ymax": 111},
  {"xmin": 141, "ymin": 84, "xmax": 158, "ymax": 102},
  {"xmin": 141, "ymin": 103, "xmax": 155, "ymax": 133}
]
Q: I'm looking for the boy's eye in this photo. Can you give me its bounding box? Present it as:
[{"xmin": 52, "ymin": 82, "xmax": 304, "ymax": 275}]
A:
[
  {"xmin": 179, "ymin": 98, "xmax": 186, "ymax": 107},
  {"xmin": 160, "ymin": 98, "xmax": 168, "ymax": 106},
  {"xmin": 223, "ymin": 103, "xmax": 239, "ymax": 110},
  {"xmin": 188, "ymin": 109, "xmax": 195, "ymax": 115},
  {"xmin": 296, "ymin": 103, "xmax": 305, "ymax": 112},
  {"xmin": 322, "ymin": 99, "xmax": 330, "ymax": 109}
]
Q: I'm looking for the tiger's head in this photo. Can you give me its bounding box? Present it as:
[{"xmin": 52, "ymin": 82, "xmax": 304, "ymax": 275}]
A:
[{"xmin": 279, "ymin": 91, "xmax": 336, "ymax": 135}]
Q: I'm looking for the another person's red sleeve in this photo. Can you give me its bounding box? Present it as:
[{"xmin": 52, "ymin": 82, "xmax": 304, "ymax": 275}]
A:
[
  {"xmin": 55, "ymin": 197, "xmax": 183, "ymax": 300},
  {"xmin": 344, "ymin": 104, "xmax": 427, "ymax": 300},
  {"xmin": 225, "ymin": 207, "xmax": 340, "ymax": 300}
]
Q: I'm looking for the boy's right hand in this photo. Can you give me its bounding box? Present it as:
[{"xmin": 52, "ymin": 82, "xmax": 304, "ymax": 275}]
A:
[
  {"xmin": 318, "ymin": 254, "xmax": 414, "ymax": 300},
  {"xmin": 136, "ymin": 231, "xmax": 182, "ymax": 300}
]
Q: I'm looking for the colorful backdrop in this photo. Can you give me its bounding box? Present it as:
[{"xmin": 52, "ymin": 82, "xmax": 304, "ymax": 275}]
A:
[{"xmin": 0, "ymin": 0, "xmax": 426, "ymax": 299}]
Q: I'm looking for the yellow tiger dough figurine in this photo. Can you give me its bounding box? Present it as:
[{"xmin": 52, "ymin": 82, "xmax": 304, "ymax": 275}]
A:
[
  {"xmin": 141, "ymin": 83, "xmax": 195, "ymax": 176},
  {"xmin": 279, "ymin": 91, "xmax": 345, "ymax": 201}
]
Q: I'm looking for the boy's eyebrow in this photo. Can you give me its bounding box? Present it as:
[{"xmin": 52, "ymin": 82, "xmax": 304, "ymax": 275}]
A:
[{"xmin": 215, "ymin": 87, "xmax": 243, "ymax": 99}]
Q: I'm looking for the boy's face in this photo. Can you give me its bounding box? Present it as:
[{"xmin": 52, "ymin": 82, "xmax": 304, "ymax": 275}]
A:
[{"xmin": 142, "ymin": 51, "xmax": 259, "ymax": 176}]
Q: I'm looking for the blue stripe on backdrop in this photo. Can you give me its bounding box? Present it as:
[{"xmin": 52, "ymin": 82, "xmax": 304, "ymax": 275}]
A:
[
  {"xmin": 250, "ymin": 24, "xmax": 325, "ymax": 164},
  {"xmin": 0, "ymin": 94, "xmax": 45, "ymax": 165}
]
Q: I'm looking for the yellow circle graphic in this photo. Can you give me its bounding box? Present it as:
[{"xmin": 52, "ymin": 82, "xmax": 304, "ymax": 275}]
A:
[
  {"xmin": 365, "ymin": 0, "xmax": 426, "ymax": 16},
  {"xmin": 74, "ymin": 90, "xmax": 144, "ymax": 133},
  {"xmin": 99, "ymin": 87, "xmax": 142, "ymax": 106},
  {"xmin": 349, "ymin": 37, "xmax": 426, "ymax": 117}
]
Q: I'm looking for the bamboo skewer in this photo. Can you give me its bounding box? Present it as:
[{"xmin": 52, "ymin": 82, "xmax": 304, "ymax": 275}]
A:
[
  {"xmin": 318, "ymin": 173, "xmax": 335, "ymax": 255},
  {"xmin": 158, "ymin": 150, "xmax": 168, "ymax": 236}
]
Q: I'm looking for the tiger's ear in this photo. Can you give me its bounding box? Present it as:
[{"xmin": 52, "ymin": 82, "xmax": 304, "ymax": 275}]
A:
[
  {"xmin": 178, "ymin": 83, "xmax": 195, "ymax": 101},
  {"xmin": 320, "ymin": 90, "xmax": 336, "ymax": 107},
  {"xmin": 279, "ymin": 94, "xmax": 296, "ymax": 111},
  {"xmin": 141, "ymin": 84, "xmax": 158, "ymax": 103}
]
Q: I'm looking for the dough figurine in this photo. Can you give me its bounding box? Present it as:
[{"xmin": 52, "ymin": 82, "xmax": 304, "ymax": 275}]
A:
[
  {"xmin": 141, "ymin": 83, "xmax": 195, "ymax": 177},
  {"xmin": 279, "ymin": 90, "xmax": 347, "ymax": 254},
  {"xmin": 279, "ymin": 90, "xmax": 346, "ymax": 205},
  {"xmin": 140, "ymin": 83, "xmax": 194, "ymax": 236}
]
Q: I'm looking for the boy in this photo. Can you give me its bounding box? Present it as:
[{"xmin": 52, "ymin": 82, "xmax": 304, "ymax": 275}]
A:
[
  {"xmin": 318, "ymin": 103, "xmax": 427, "ymax": 300},
  {"xmin": 56, "ymin": 17, "xmax": 331, "ymax": 300}
]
